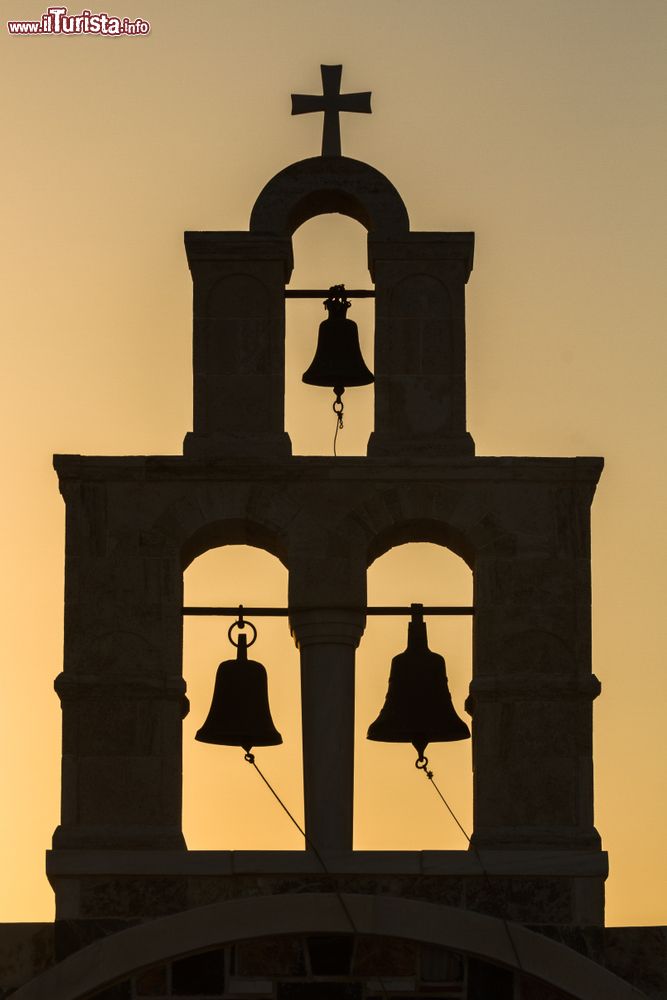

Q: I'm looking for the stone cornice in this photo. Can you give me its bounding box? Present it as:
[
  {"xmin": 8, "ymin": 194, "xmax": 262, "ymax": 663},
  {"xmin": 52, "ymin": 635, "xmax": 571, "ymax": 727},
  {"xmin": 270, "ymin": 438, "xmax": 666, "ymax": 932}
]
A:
[
  {"xmin": 52, "ymin": 454, "xmax": 604, "ymax": 486},
  {"xmin": 46, "ymin": 847, "xmax": 608, "ymax": 878},
  {"xmin": 468, "ymin": 674, "xmax": 602, "ymax": 701}
]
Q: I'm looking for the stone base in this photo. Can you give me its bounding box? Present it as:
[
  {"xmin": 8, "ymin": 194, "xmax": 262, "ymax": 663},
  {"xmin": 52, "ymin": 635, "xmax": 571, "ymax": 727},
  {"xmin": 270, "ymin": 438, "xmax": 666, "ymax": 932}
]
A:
[
  {"xmin": 51, "ymin": 825, "xmax": 187, "ymax": 852},
  {"xmin": 367, "ymin": 430, "xmax": 475, "ymax": 457},
  {"xmin": 471, "ymin": 828, "xmax": 603, "ymax": 852},
  {"xmin": 183, "ymin": 430, "xmax": 292, "ymax": 458}
]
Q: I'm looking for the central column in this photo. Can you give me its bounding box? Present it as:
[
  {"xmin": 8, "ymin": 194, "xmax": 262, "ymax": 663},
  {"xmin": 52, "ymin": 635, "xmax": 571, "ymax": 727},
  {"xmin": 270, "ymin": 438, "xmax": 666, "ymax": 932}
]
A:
[{"xmin": 290, "ymin": 610, "xmax": 365, "ymax": 851}]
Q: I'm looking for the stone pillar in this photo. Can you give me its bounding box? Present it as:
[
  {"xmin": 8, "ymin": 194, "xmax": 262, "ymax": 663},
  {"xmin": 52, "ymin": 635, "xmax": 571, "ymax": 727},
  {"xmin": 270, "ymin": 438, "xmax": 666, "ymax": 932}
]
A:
[
  {"xmin": 467, "ymin": 469, "xmax": 603, "ymax": 851},
  {"xmin": 367, "ymin": 232, "xmax": 475, "ymax": 457},
  {"xmin": 52, "ymin": 464, "xmax": 187, "ymax": 851},
  {"xmin": 290, "ymin": 610, "xmax": 365, "ymax": 851},
  {"xmin": 288, "ymin": 535, "xmax": 366, "ymax": 852},
  {"xmin": 183, "ymin": 232, "xmax": 293, "ymax": 458}
]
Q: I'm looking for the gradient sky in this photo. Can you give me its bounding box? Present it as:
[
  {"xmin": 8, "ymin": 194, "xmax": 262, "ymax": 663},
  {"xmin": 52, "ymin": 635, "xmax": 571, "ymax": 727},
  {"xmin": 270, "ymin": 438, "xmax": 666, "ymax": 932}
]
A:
[{"xmin": 0, "ymin": 0, "xmax": 665, "ymax": 927}]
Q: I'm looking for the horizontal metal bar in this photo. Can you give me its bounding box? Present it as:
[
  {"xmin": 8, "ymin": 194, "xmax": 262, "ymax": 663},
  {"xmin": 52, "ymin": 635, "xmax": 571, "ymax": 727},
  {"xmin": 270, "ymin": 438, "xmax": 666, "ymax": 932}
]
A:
[
  {"xmin": 183, "ymin": 606, "xmax": 474, "ymax": 617},
  {"xmin": 285, "ymin": 289, "xmax": 375, "ymax": 298}
]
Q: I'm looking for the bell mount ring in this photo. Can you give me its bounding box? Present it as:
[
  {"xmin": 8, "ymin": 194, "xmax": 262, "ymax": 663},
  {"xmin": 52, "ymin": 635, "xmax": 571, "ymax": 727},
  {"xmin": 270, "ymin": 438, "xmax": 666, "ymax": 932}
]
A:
[{"xmin": 227, "ymin": 618, "xmax": 258, "ymax": 647}]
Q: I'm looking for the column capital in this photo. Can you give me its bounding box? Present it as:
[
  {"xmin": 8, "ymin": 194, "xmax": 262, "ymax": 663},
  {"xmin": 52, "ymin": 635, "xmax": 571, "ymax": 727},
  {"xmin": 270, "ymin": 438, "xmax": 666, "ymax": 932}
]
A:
[
  {"xmin": 466, "ymin": 673, "xmax": 601, "ymax": 707},
  {"xmin": 367, "ymin": 231, "xmax": 475, "ymax": 282},
  {"xmin": 54, "ymin": 672, "xmax": 190, "ymax": 716},
  {"xmin": 289, "ymin": 609, "xmax": 366, "ymax": 648}
]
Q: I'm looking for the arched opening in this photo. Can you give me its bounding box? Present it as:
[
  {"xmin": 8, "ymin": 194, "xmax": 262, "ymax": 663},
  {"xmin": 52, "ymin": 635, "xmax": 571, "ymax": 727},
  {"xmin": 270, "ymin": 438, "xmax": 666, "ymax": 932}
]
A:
[
  {"xmin": 249, "ymin": 156, "xmax": 410, "ymax": 237},
  {"xmin": 182, "ymin": 545, "xmax": 302, "ymax": 849},
  {"xmin": 286, "ymin": 214, "xmax": 374, "ymax": 456},
  {"xmin": 355, "ymin": 542, "xmax": 473, "ymax": 849},
  {"xmin": 15, "ymin": 896, "xmax": 637, "ymax": 1000}
]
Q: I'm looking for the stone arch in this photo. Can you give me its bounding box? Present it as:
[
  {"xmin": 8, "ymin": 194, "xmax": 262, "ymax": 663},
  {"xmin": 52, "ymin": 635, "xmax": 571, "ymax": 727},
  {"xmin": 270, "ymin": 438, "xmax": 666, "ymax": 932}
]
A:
[
  {"xmin": 181, "ymin": 517, "xmax": 288, "ymax": 570},
  {"xmin": 340, "ymin": 485, "xmax": 514, "ymax": 571},
  {"xmin": 338, "ymin": 481, "xmax": 522, "ymax": 574},
  {"xmin": 10, "ymin": 894, "xmax": 641, "ymax": 1000},
  {"xmin": 249, "ymin": 156, "xmax": 410, "ymax": 237},
  {"xmin": 152, "ymin": 491, "xmax": 298, "ymax": 570},
  {"xmin": 368, "ymin": 517, "xmax": 475, "ymax": 570}
]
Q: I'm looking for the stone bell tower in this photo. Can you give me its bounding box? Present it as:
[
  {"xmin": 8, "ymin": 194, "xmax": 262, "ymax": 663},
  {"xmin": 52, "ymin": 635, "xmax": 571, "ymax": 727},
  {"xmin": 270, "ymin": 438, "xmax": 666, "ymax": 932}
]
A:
[{"xmin": 12, "ymin": 63, "xmax": 655, "ymax": 1000}]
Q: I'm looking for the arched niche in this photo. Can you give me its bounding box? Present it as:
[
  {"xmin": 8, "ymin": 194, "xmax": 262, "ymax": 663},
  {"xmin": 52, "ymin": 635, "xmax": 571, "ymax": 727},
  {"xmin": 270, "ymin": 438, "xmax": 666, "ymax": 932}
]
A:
[
  {"xmin": 182, "ymin": 543, "xmax": 302, "ymax": 850},
  {"xmin": 250, "ymin": 156, "xmax": 410, "ymax": 237},
  {"xmin": 185, "ymin": 154, "xmax": 473, "ymax": 458},
  {"xmin": 355, "ymin": 541, "xmax": 473, "ymax": 850},
  {"xmin": 286, "ymin": 212, "xmax": 375, "ymax": 455},
  {"xmin": 249, "ymin": 155, "xmax": 409, "ymax": 456},
  {"xmin": 250, "ymin": 158, "xmax": 407, "ymax": 460}
]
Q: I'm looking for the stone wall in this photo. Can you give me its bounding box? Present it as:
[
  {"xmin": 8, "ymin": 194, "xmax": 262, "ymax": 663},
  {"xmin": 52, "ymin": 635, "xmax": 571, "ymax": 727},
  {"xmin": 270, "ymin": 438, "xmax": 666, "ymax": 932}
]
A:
[
  {"xmin": 0, "ymin": 924, "xmax": 53, "ymax": 999},
  {"xmin": 52, "ymin": 453, "xmax": 604, "ymax": 866}
]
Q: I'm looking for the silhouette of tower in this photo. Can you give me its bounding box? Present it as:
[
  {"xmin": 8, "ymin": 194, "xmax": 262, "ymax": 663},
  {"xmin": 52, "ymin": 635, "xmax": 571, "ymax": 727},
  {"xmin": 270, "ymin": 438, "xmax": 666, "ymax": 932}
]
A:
[{"xmin": 2, "ymin": 64, "xmax": 662, "ymax": 1000}]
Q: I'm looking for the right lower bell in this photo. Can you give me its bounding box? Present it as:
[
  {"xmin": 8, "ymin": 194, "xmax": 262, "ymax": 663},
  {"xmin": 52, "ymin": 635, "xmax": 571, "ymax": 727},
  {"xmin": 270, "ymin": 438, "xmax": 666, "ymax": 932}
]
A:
[{"xmin": 367, "ymin": 605, "xmax": 470, "ymax": 760}]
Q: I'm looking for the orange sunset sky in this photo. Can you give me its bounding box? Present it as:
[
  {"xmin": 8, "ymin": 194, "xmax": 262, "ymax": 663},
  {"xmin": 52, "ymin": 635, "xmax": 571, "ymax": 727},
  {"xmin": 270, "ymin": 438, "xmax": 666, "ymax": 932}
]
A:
[{"xmin": 0, "ymin": 0, "xmax": 665, "ymax": 928}]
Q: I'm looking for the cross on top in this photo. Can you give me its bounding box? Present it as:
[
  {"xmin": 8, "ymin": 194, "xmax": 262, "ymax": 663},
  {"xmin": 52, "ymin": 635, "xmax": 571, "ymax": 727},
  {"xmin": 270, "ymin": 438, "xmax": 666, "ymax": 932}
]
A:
[{"xmin": 291, "ymin": 64, "xmax": 372, "ymax": 157}]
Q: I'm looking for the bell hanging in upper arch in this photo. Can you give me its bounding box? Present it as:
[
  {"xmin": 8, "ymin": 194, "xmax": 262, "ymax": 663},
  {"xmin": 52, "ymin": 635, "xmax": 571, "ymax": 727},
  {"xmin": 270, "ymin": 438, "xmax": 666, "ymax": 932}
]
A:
[
  {"xmin": 302, "ymin": 285, "xmax": 374, "ymax": 397},
  {"xmin": 367, "ymin": 605, "xmax": 470, "ymax": 761}
]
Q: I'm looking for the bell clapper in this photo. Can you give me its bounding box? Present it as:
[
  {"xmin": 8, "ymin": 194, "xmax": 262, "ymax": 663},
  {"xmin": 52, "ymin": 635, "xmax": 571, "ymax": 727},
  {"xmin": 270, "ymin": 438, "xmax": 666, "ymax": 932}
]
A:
[
  {"xmin": 415, "ymin": 753, "xmax": 433, "ymax": 778},
  {"xmin": 332, "ymin": 385, "xmax": 345, "ymax": 455}
]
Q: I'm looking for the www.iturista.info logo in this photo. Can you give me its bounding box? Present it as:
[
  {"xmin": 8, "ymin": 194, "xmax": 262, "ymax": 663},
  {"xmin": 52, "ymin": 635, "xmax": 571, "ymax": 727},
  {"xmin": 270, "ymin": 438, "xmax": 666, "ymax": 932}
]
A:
[{"xmin": 7, "ymin": 6, "xmax": 150, "ymax": 35}]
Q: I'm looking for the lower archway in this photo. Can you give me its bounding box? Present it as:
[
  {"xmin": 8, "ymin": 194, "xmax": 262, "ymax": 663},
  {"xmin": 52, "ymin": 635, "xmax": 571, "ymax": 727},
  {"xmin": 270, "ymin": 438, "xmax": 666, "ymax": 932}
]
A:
[
  {"xmin": 12, "ymin": 894, "xmax": 641, "ymax": 1000},
  {"xmin": 183, "ymin": 544, "xmax": 302, "ymax": 851},
  {"xmin": 356, "ymin": 542, "xmax": 473, "ymax": 851}
]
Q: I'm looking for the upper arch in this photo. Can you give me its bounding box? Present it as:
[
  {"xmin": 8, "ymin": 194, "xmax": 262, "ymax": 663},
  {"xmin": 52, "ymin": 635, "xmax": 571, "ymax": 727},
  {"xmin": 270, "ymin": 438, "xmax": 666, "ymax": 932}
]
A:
[{"xmin": 249, "ymin": 157, "xmax": 410, "ymax": 237}]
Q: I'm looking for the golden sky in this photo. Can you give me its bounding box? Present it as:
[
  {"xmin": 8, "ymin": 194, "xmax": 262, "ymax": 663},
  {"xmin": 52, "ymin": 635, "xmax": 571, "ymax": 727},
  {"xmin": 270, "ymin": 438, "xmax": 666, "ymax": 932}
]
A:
[{"xmin": 0, "ymin": 0, "xmax": 665, "ymax": 927}]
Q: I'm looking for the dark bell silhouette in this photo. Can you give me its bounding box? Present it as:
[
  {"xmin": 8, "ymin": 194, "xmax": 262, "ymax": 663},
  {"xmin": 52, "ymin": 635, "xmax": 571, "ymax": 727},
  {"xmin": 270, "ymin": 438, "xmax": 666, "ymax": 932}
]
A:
[
  {"xmin": 302, "ymin": 285, "xmax": 374, "ymax": 396},
  {"xmin": 195, "ymin": 632, "xmax": 282, "ymax": 754},
  {"xmin": 367, "ymin": 607, "xmax": 470, "ymax": 760}
]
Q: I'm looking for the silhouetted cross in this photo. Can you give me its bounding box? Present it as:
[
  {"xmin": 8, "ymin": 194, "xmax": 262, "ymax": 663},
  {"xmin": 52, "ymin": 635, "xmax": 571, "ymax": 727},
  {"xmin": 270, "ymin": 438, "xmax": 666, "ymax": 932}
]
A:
[{"xmin": 291, "ymin": 65, "xmax": 372, "ymax": 157}]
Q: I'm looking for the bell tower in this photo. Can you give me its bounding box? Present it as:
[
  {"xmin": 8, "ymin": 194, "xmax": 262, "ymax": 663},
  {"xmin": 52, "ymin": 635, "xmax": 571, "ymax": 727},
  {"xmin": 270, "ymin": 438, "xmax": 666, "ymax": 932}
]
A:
[{"xmin": 35, "ymin": 64, "xmax": 642, "ymax": 1000}]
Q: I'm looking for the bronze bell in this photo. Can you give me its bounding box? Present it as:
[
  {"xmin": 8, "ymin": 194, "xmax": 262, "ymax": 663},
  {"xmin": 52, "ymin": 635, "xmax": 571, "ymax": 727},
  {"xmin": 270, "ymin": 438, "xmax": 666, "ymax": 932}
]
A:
[
  {"xmin": 302, "ymin": 285, "xmax": 374, "ymax": 395},
  {"xmin": 195, "ymin": 630, "xmax": 283, "ymax": 754},
  {"xmin": 367, "ymin": 606, "xmax": 470, "ymax": 760}
]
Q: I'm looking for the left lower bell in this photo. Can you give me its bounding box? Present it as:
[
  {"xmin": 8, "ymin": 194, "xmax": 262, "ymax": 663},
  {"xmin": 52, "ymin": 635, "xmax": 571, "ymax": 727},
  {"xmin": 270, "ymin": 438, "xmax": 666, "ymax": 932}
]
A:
[{"xmin": 195, "ymin": 632, "xmax": 283, "ymax": 754}]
